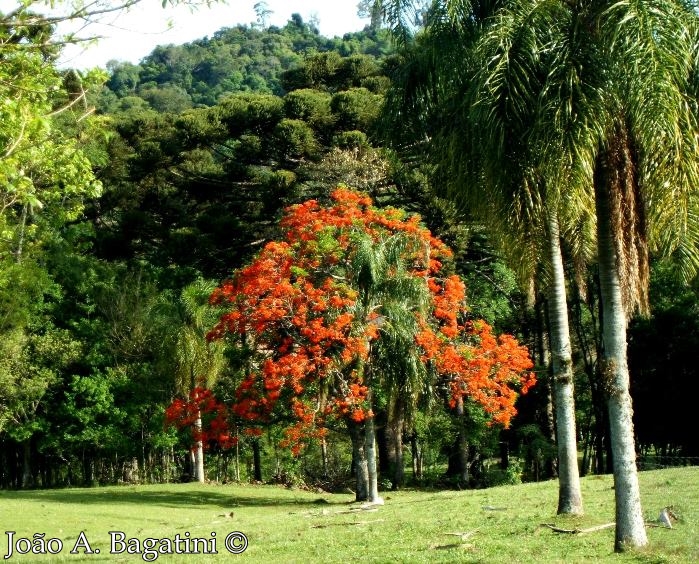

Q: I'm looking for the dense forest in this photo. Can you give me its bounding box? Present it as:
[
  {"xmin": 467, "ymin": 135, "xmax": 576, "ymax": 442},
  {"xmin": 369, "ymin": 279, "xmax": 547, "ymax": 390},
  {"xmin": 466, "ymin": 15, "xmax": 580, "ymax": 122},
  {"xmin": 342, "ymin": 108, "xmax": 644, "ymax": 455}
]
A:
[{"xmin": 2, "ymin": 3, "xmax": 698, "ymax": 550}]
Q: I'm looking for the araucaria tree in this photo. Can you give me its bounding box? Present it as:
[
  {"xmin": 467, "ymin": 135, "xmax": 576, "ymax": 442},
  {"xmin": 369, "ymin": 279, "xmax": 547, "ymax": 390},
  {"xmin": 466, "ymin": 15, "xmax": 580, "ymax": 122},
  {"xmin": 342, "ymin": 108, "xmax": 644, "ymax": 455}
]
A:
[{"xmin": 208, "ymin": 188, "xmax": 535, "ymax": 501}]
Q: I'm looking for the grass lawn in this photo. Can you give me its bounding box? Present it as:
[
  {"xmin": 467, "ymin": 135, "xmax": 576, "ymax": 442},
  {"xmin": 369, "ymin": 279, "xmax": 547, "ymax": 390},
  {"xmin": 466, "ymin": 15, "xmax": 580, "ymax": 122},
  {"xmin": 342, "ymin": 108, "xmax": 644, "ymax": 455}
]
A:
[{"xmin": 0, "ymin": 466, "xmax": 697, "ymax": 563}]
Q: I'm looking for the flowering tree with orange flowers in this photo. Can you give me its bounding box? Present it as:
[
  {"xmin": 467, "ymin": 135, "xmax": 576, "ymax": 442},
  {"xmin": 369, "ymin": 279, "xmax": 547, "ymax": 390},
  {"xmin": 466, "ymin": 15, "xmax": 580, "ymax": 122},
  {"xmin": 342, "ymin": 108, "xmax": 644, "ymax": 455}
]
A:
[
  {"xmin": 164, "ymin": 387, "xmax": 234, "ymax": 451},
  {"xmin": 208, "ymin": 188, "xmax": 535, "ymax": 500}
]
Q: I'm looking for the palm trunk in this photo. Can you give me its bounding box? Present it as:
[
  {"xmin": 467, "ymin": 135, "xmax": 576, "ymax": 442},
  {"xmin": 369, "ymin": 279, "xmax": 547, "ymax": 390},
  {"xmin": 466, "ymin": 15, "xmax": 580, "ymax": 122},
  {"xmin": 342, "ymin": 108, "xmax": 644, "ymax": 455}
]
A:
[
  {"xmin": 194, "ymin": 410, "xmax": 205, "ymax": 483},
  {"xmin": 547, "ymin": 211, "xmax": 583, "ymax": 515},
  {"xmin": 363, "ymin": 380, "xmax": 383, "ymax": 504},
  {"xmin": 388, "ymin": 398, "xmax": 405, "ymax": 490},
  {"xmin": 364, "ymin": 409, "xmax": 383, "ymax": 503},
  {"xmin": 595, "ymin": 128, "xmax": 648, "ymax": 550},
  {"xmin": 320, "ymin": 435, "xmax": 329, "ymax": 480},
  {"xmin": 535, "ymin": 292, "xmax": 558, "ymax": 478}
]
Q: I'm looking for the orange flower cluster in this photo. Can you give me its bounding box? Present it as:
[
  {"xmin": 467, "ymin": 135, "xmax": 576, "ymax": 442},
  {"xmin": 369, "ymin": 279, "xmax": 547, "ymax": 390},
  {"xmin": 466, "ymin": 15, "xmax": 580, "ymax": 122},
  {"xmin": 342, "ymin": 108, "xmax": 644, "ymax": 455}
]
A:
[
  {"xmin": 325, "ymin": 381, "xmax": 370, "ymax": 424},
  {"xmin": 164, "ymin": 387, "xmax": 235, "ymax": 450},
  {"xmin": 208, "ymin": 188, "xmax": 536, "ymax": 453},
  {"xmin": 278, "ymin": 398, "xmax": 328, "ymax": 456}
]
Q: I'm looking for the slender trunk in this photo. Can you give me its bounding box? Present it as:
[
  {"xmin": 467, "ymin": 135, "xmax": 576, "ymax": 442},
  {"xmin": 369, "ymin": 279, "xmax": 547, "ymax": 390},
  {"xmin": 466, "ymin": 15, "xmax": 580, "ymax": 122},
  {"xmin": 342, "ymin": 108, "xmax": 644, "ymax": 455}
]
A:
[
  {"xmin": 320, "ymin": 436, "xmax": 329, "ymax": 480},
  {"xmin": 252, "ymin": 438, "xmax": 262, "ymax": 482},
  {"xmin": 364, "ymin": 413, "xmax": 382, "ymax": 503},
  {"xmin": 410, "ymin": 432, "xmax": 423, "ymax": 481},
  {"xmin": 352, "ymin": 348, "xmax": 382, "ymax": 503},
  {"xmin": 194, "ymin": 410, "xmax": 205, "ymax": 483},
  {"xmin": 538, "ymin": 297, "xmax": 556, "ymax": 444},
  {"xmin": 571, "ymin": 271, "xmax": 601, "ymax": 477},
  {"xmin": 21, "ymin": 439, "xmax": 32, "ymax": 488},
  {"xmin": 377, "ymin": 409, "xmax": 391, "ymax": 474},
  {"xmin": 349, "ymin": 420, "xmax": 369, "ymax": 501},
  {"xmin": 547, "ymin": 211, "xmax": 583, "ymax": 515},
  {"xmin": 235, "ymin": 427, "xmax": 240, "ymax": 482},
  {"xmin": 389, "ymin": 400, "xmax": 404, "ymax": 490},
  {"xmin": 364, "ymin": 385, "xmax": 383, "ymax": 504},
  {"xmin": 595, "ymin": 135, "xmax": 648, "ymax": 550},
  {"xmin": 453, "ymin": 395, "xmax": 470, "ymax": 484},
  {"xmin": 536, "ymin": 293, "xmax": 558, "ymax": 478},
  {"xmin": 188, "ymin": 451, "xmax": 196, "ymax": 481},
  {"xmin": 500, "ymin": 440, "xmax": 509, "ymax": 470},
  {"xmin": 15, "ymin": 204, "xmax": 27, "ymax": 263}
]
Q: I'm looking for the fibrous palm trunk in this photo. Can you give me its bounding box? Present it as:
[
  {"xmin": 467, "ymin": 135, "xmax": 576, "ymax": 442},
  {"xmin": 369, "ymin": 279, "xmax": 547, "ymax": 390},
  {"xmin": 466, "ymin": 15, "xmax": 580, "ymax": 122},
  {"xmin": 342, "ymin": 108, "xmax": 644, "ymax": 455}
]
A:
[
  {"xmin": 547, "ymin": 210, "xmax": 583, "ymax": 515},
  {"xmin": 363, "ymin": 374, "xmax": 383, "ymax": 503},
  {"xmin": 364, "ymin": 408, "xmax": 383, "ymax": 503},
  {"xmin": 594, "ymin": 123, "xmax": 648, "ymax": 550},
  {"xmin": 194, "ymin": 410, "xmax": 205, "ymax": 483}
]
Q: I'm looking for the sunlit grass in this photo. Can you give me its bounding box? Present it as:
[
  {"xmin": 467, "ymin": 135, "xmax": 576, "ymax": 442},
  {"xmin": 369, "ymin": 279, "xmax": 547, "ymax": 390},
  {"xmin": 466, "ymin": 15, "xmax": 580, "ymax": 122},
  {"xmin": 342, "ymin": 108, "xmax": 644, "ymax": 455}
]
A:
[{"xmin": 0, "ymin": 467, "xmax": 696, "ymax": 562}]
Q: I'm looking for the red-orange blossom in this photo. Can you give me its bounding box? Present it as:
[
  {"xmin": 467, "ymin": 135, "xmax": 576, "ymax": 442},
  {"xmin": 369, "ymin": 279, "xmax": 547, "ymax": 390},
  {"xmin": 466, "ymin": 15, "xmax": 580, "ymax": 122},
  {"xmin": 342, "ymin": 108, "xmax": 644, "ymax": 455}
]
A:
[{"xmin": 206, "ymin": 188, "xmax": 535, "ymax": 453}]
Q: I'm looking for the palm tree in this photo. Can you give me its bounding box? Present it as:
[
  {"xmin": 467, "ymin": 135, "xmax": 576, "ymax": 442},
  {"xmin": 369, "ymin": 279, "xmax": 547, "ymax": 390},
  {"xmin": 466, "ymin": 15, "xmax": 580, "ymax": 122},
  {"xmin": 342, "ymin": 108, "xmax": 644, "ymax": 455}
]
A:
[
  {"xmin": 477, "ymin": 0, "xmax": 699, "ymax": 549},
  {"xmin": 343, "ymin": 229, "xmax": 431, "ymax": 502},
  {"xmin": 166, "ymin": 279, "xmax": 227, "ymax": 483},
  {"xmin": 379, "ymin": 0, "xmax": 586, "ymax": 515},
  {"xmin": 380, "ymin": 0, "xmax": 699, "ymax": 549}
]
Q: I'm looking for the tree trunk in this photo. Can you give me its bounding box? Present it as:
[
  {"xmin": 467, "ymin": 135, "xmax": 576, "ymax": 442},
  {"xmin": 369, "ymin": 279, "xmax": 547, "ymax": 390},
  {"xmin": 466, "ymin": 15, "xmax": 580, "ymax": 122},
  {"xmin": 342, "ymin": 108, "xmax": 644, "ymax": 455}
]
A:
[
  {"xmin": 380, "ymin": 398, "xmax": 405, "ymax": 489},
  {"xmin": 376, "ymin": 409, "xmax": 391, "ymax": 474},
  {"xmin": 15, "ymin": 204, "xmax": 27, "ymax": 263},
  {"xmin": 595, "ymin": 131, "xmax": 648, "ymax": 550},
  {"xmin": 252, "ymin": 438, "xmax": 262, "ymax": 482},
  {"xmin": 500, "ymin": 440, "xmax": 509, "ymax": 470},
  {"xmin": 82, "ymin": 451, "xmax": 94, "ymax": 486},
  {"xmin": 410, "ymin": 432, "xmax": 423, "ymax": 481},
  {"xmin": 536, "ymin": 292, "xmax": 558, "ymax": 478},
  {"xmin": 547, "ymin": 211, "xmax": 583, "ymax": 515},
  {"xmin": 320, "ymin": 436, "xmax": 329, "ymax": 480},
  {"xmin": 447, "ymin": 395, "xmax": 470, "ymax": 485},
  {"xmin": 389, "ymin": 401, "xmax": 405, "ymax": 490},
  {"xmin": 194, "ymin": 410, "xmax": 205, "ymax": 483},
  {"xmin": 21, "ymin": 439, "xmax": 33, "ymax": 489},
  {"xmin": 364, "ymin": 389, "xmax": 383, "ymax": 504},
  {"xmin": 349, "ymin": 420, "xmax": 369, "ymax": 501}
]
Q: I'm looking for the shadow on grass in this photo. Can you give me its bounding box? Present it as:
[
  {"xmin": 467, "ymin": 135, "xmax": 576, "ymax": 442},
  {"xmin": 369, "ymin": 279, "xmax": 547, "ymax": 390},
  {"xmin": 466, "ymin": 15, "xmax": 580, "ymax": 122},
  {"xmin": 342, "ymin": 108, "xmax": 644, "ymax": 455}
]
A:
[{"xmin": 0, "ymin": 486, "xmax": 343, "ymax": 510}]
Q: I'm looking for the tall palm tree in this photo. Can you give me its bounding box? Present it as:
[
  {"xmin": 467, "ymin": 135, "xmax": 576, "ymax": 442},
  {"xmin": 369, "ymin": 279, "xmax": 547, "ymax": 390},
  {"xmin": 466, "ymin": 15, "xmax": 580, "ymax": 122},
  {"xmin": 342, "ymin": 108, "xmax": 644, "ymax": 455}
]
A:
[
  {"xmin": 475, "ymin": 0, "xmax": 699, "ymax": 549},
  {"xmin": 166, "ymin": 279, "xmax": 227, "ymax": 483},
  {"xmin": 379, "ymin": 0, "xmax": 587, "ymax": 515},
  {"xmin": 380, "ymin": 0, "xmax": 699, "ymax": 549},
  {"xmin": 343, "ymin": 229, "xmax": 431, "ymax": 502}
]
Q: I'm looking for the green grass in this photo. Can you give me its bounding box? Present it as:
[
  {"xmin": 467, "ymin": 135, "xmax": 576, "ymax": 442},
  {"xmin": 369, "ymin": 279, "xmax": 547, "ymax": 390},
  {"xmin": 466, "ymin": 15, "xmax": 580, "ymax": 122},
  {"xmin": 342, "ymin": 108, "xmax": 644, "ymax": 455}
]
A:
[{"xmin": 0, "ymin": 467, "xmax": 697, "ymax": 563}]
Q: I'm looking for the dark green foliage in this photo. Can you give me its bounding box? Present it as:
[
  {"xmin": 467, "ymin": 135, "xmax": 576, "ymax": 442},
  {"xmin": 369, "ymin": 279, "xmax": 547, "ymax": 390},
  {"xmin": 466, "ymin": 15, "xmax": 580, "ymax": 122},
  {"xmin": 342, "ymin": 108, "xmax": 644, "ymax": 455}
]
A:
[
  {"xmin": 629, "ymin": 263, "xmax": 699, "ymax": 458},
  {"xmin": 331, "ymin": 87, "xmax": 383, "ymax": 132},
  {"xmin": 99, "ymin": 23, "xmax": 393, "ymax": 110},
  {"xmin": 284, "ymin": 88, "xmax": 334, "ymax": 135},
  {"xmin": 273, "ymin": 119, "xmax": 318, "ymax": 159},
  {"xmin": 217, "ymin": 93, "xmax": 285, "ymax": 135},
  {"xmin": 332, "ymin": 130, "xmax": 369, "ymax": 150}
]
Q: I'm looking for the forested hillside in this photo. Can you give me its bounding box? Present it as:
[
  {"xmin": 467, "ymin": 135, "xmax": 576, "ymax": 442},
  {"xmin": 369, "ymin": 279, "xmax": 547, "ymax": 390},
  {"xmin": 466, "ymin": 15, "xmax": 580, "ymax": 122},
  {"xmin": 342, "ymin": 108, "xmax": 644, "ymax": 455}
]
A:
[
  {"xmin": 99, "ymin": 15, "xmax": 393, "ymax": 110},
  {"xmin": 1, "ymin": 7, "xmax": 698, "ymax": 543}
]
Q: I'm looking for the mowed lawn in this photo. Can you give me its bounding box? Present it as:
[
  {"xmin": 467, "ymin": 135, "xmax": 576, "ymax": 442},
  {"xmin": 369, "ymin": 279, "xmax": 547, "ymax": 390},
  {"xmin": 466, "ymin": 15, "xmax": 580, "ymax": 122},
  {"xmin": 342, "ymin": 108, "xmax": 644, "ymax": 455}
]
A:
[{"xmin": 0, "ymin": 467, "xmax": 697, "ymax": 563}]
